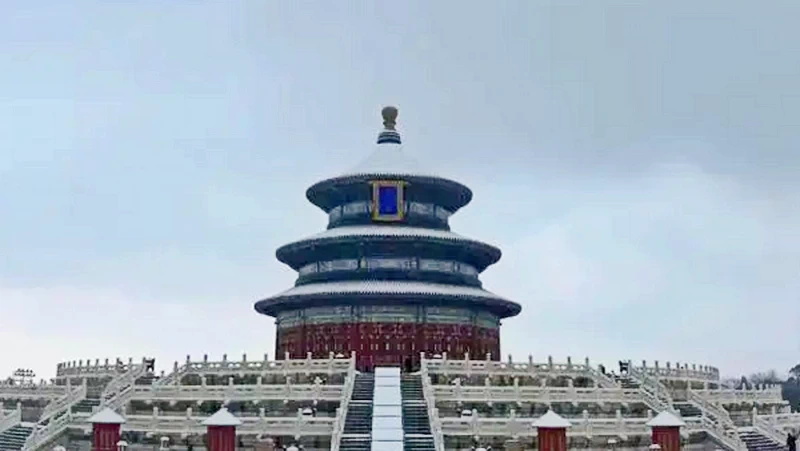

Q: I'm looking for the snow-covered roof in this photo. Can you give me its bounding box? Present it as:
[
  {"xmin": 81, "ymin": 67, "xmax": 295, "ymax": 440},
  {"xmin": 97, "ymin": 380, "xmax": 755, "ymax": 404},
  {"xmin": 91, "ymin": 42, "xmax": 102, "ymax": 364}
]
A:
[
  {"xmin": 274, "ymin": 280, "xmax": 508, "ymax": 301},
  {"xmin": 87, "ymin": 408, "xmax": 126, "ymax": 424},
  {"xmin": 340, "ymin": 143, "xmax": 438, "ymax": 179},
  {"xmin": 283, "ymin": 225, "xmax": 499, "ymax": 251},
  {"xmin": 532, "ymin": 410, "xmax": 572, "ymax": 428},
  {"xmin": 305, "ymin": 107, "xmax": 473, "ymax": 213},
  {"xmin": 202, "ymin": 407, "xmax": 242, "ymax": 426},
  {"xmin": 646, "ymin": 411, "xmax": 686, "ymax": 427}
]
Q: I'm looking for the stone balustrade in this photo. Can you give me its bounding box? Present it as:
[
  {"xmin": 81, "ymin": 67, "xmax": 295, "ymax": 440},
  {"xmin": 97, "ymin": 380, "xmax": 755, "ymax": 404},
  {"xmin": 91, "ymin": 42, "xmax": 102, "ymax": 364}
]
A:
[
  {"xmin": 129, "ymin": 382, "xmax": 344, "ymax": 402},
  {"xmin": 24, "ymin": 409, "xmax": 335, "ymax": 450},
  {"xmin": 22, "ymin": 409, "xmax": 74, "ymax": 451},
  {"xmin": 160, "ymin": 352, "xmax": 355, "ymax": 385},
  {"xmin": 631, "ymin": 360, "xmax": 720, "ymax": 382},
  {"xmin": 754, "ymin": 411, "xmax": 800, "ymax": 432},
  {"xmin": 329, "ymin": 367, "xmax": 356, "ymax": 451},
  {"xmin": 432, "ymin": 383, "xmax": 647, "ymax": 407},
  {"xmin": 422, "ymin": 354, "xmax": 600, "ymax": 381},
  {"xmin": 439, "ymin": 411, "xmax": 714, "ymax": 439},
  {"xmin": 0, "ymin": 406, "xmax": 22, "ymax": 434},
  {"xmin": 113, "ymin": 412, "xmax": 334, "ymax": 437},
  {"xmin": 56, "ymin": 357, "xmax": 145, "ymax": 378},
  {"xmin": 39, "ymin": 384, "xmax": 87, "ymax": 423},
  {"xmin": 692, "ymin": 386, "xmax": 785, "ymax": 405},
  {"xmin": 0, "ymin": 383, "xmax": 67, "ymax": 400}
]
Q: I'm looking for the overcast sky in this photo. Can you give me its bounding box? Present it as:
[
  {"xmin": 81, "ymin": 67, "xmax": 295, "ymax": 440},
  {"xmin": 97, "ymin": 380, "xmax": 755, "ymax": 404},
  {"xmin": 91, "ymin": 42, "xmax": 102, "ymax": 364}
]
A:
[{"xmin": 1, "ymin": 1, "xmax": 798, "ymax": 380}]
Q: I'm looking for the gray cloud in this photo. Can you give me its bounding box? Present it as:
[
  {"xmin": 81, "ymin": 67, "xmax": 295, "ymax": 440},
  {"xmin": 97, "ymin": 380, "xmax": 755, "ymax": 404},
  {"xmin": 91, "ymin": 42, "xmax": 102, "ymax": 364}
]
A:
[{"xmin": 0, "ymin": 1, "xmax": 798, "ymax": 379}]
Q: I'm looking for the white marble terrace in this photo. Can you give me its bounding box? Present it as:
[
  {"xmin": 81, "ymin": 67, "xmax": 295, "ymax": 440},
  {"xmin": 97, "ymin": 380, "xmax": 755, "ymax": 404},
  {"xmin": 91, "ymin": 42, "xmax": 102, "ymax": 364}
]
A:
[
  {"xmin": 5, "ymin": 352, "xmax": 800, "ymax": 451},
  {"xmin": 7, "ymin": 354, "xmax": 358, "ymax": 451},
  {"xmin": 418, "ymin": 355, "xmax": 800, "ymax": 451}
]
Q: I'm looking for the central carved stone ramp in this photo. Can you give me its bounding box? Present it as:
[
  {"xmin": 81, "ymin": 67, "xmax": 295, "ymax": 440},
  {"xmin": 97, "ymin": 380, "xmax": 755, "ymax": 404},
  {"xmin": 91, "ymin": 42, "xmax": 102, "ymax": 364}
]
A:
[
  {"xmin": 340, "ymin": 373, "xmax": 375, "ymax": 451},
  {"xmin": 372, "ymin": 367, "xmax": 404, "ymax": 451},
  {"xmin": 401, "ymin": 375, "xmax": 435, "ymax": 451}
]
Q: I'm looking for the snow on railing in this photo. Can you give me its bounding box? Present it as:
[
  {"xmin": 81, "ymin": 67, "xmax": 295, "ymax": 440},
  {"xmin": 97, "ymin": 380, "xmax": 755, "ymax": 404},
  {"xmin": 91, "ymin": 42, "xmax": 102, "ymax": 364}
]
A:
[
  {"xmin": 437, "ymin": 411, "xmax": 739, "ymax": 442},
  {"xmin": 0, "ymin": 407, "xmax": 22, "ymax": 434},
  {"xmin": 101, "ymin": 362, "xmax": 147, "ymax": 403},
  {"xmin": 421, "ymin": 353, "xmax": 603, "ymax": 381},
  {"xmin": 628, "ymin": 364, "xmax": 675, "ymax": 414},
  {"xmin": 756, "ymin": 411, "xmax": 800, "ymax": 430},
  {"xmin": 585, "ymin": 364, "xmax": 620, "ymax": 389},
  {"xmin": 0, "ymin": 383, "xmax": 67, "ymax": 399},
  {"xmin": 22, "ymin": 410, "xmax": 75, "ymax": 451},
  {"xmin": 132, "ymin": 381, "xmax": 345, "ymax": 402},
  {"xmin": 692, "ymin": 415, "xmax": 746, "ymax": 451},
  {"xmin": 119, "ymin": 413, "xmax": 335, "ymax": 437},
  {"xmin": 156, "ymin": 352, "xmax": 354, "ymax": 386},
  {"xmin": 688, "ymin": 388, "xmax": 735, "ymax": 428},
  {"xmin": 420, "ymin": 363, "xmax": 445, "ymax": 451},
  {"xmin": 439, "ymin": 412, "xmax": 648, "ymax": 438},
  {"xmin": 39, "ymin": 383, "xmax": 87, "ymax": 423},
  {"xmin": 753, "ymin": 408, "xmax": 800, "ymax": 445},
  {"xmin": 57, "ymin": 357, "xmax": 143, "ymax": 378},
  {"xmin": 693, "ymin": 385, "xmax": 785, "ymax": 405},
  {"xmin": 753, "ymin": 413, "xmax": 788, "ymax": 445},
  {"xmin": 21, "ymin": 382, "xmax": 90, "ymax": 451},
  {"xmin": 433, "ymin": 382, "xmax": 650, "ymax": 405},
  {"xmin": 330, "ymin": 356, "xmax": 357, "ymax": 451},
  {"xmin": 631, "ymin": 360, "xmax": 720, "ymax": 382}
]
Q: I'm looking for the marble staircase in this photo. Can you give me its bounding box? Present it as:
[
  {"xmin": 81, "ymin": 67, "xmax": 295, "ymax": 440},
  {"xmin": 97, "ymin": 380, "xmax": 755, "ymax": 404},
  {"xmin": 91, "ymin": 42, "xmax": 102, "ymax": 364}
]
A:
[
  {"xmin": 340, "ymin": 374, "xmax": 375, "ymax": 451},
  {"xmin": 739, "ymin": 429, "xmax": 786, "ymax": 451},
  {"xmin": 0, "ymin": 424, "xmax": 33, "ymax": 451},
  {"xmin": 401, "ymin": 375, "xmax": 434, "ymax": 451}
]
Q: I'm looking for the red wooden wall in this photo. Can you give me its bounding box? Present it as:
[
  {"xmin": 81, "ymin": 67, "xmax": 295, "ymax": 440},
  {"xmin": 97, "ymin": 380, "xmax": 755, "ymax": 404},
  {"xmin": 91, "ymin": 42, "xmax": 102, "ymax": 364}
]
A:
[
  {"xmin": 207, "ymin": 425, "xmax": 237, "ymax": 451},
  {"xmin": 537, "ymin": 428, "xmax": 568, "ymax": 451},
  {"xmin": 276, "ymin": 321, "xmax": 500, "ymax": 371},
  {"xmin": 92, "ymin": 424, "xmax": 121, "ymax": 451},
  {"xmin": 652, "ymin": 426, "xmax": 681, "ymax": 451}
]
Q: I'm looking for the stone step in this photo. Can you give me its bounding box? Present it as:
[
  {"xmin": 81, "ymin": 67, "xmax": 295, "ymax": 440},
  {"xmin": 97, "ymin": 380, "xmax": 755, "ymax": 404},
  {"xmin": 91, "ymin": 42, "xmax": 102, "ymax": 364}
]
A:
[
  {"xmin": 739, "ymin": 430, "xmax": 786, "ymax": 451},
  {"xmin": 343, "ymin": 376, "xmax": 375, "ymax": 437},
  {"xmin": 0, "ymin": 425, "xmax": 35, "ymax": 451},
  {"xmin": 340, "ymin": 435, "xmax": 371, "ymax": 451},
  {"xmin": 404, "ymin": 436, "xmax": 435, "ymax": 451}
]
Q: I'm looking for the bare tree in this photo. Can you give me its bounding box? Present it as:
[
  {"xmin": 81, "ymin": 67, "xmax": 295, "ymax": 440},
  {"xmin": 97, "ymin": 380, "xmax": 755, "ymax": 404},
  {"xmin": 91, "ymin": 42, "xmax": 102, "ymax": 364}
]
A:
[{"xmin": 750, "ymin": 369, "xmax": 783, "ymax": 385}]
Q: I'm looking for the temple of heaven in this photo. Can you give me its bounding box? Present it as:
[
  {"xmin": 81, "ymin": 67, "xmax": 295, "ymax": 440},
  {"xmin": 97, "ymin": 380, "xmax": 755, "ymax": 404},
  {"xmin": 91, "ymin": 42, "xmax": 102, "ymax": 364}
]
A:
[{"xmin": 254, "ymin": 106, "xmax": 521, "ymax": 372}]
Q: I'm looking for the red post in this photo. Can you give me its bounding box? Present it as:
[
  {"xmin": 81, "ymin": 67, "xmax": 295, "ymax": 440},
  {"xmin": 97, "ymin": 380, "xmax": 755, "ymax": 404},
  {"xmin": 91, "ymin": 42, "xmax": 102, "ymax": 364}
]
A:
[
  {"xmin": 87, "ymin": 408, "xmax": 126, "ymax": 451},
  {"xmin": 647, "ymin": 411, "xmax": 685, "ymax": 451},
  {"xmin": 203, "ymin": 407, "xmax": 242, "ymax": 451},
  {"xmin": 533, "ymin": 410, "xmax": 571, "ymax": 451}
]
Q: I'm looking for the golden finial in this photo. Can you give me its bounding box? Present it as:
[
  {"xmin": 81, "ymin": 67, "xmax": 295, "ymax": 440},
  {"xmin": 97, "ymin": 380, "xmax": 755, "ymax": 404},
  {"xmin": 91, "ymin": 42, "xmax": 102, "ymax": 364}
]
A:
[{"xmin": 381, "ymin": 106, "xmax": 398, "ymax": 130}]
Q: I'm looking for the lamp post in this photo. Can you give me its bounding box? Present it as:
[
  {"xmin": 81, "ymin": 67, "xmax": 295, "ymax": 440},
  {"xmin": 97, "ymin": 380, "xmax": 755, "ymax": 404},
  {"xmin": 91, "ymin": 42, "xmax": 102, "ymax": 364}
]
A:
[{"xmin": 13, "ymin": 369, "xmax": 35, "ymax": 385}]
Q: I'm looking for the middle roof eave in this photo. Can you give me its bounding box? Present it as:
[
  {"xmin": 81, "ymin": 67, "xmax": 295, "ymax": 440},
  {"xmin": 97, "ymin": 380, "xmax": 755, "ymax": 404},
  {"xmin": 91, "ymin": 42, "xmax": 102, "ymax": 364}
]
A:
[{"xmin": 275, "ymin": 225, "xmax": 502, "ymax": 268}]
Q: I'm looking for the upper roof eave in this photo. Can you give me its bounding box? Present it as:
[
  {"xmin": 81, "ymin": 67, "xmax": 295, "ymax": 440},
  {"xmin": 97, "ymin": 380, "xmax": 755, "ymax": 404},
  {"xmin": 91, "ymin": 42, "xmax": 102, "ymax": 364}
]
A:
[{"xmin": 306, "ymin": 173, "xmax": 473, "ymax": 213}]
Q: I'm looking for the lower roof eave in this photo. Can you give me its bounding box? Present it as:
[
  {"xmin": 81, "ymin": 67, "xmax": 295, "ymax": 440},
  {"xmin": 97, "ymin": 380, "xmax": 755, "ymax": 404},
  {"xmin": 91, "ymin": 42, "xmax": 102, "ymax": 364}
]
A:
[{"xmin": 253, "ymin": 292, "xmax": 521, "ymax": 319}]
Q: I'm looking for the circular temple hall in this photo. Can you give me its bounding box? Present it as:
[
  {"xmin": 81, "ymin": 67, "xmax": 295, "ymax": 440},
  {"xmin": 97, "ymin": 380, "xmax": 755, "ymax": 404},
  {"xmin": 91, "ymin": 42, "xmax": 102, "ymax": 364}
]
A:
[{"xmin": 254, "ymin": 107, "xmax": 521, "ymax": 372}]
